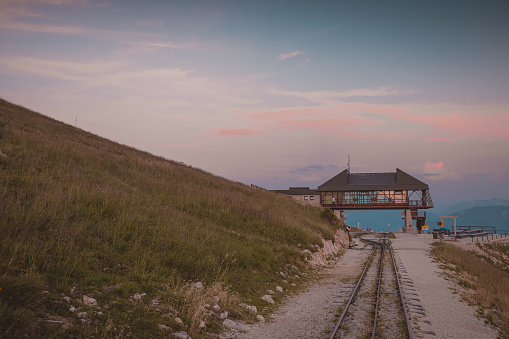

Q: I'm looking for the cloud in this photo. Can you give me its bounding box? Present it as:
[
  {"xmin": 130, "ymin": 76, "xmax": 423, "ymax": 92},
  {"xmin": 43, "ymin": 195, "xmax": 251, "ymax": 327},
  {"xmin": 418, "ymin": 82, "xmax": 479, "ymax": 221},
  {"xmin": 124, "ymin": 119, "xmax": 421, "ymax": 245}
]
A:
[
  {"xmin": 271, "ymin": 87, "xmax": 414, "ymax": 104},
  {"xmin": 239, "ymin": 73, "xmax": 272, "ymax": 83},
  {"xmin": 207, "ymin": 128, "xmax": 263, "ymax": 138},
  {"xmin": 424, "ymin": 162, "xmax": 444, "ymax": 173},
  {"xmin": 422, "ymin": 161, "xmax": 459, "ymax": 181},
  {"xmin": 278, "ymin": 50, "xmax": 304, "ymax": 61}
]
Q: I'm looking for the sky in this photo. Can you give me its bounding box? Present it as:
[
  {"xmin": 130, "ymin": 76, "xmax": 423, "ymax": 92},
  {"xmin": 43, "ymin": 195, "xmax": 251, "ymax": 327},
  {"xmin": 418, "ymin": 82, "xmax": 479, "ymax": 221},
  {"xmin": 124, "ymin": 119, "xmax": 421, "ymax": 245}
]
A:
[{"xmin": 1, "ymin": 0, "xmax": 509, "ymax": 209}]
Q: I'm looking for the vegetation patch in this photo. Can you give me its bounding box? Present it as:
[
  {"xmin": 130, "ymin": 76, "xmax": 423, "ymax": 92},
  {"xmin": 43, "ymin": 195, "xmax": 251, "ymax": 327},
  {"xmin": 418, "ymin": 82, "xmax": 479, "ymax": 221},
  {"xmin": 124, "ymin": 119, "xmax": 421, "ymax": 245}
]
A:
[
  {"xmin": 431, "ymin": 242, "xmax": 509, "ymax": 336},
  {"xmin": 0, "ymin": 99, "xmax": 342, "ymax": 337}
]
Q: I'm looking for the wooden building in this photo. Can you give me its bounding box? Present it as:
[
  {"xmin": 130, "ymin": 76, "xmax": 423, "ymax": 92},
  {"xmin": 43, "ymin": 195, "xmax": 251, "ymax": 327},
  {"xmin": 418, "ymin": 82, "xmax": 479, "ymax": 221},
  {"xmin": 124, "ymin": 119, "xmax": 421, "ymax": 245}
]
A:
[{"xmin": 317, "ymin": 168, "xmax": 433, "ymax": 230}]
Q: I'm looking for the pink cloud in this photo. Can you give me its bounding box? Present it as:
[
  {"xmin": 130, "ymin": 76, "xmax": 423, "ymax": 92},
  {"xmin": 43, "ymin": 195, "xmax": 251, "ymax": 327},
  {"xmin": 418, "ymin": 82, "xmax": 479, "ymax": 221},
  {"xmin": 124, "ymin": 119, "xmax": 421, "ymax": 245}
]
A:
[
  {"xmin": 278, "ymin": 50, "xmax": 304, "ymax": 61},
  {"xmin": 387, "ymin": 110, "xmax": 509, "ymax": 141},
  {"xmin": 207, "ymin": 128, "xmax": 263, "ymax": 138},
  {"xmin": 425, "ymin": 162, "xmax": 444, "ymax": 172}
]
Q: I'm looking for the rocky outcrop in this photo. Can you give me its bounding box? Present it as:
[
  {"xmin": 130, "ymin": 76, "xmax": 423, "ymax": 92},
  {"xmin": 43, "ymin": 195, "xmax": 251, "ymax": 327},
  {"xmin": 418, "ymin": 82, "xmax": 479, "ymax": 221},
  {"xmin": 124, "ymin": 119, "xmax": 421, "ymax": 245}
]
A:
[{"xmin": 307, "ymin": 227, "xmax": 349, "ymax": 267}]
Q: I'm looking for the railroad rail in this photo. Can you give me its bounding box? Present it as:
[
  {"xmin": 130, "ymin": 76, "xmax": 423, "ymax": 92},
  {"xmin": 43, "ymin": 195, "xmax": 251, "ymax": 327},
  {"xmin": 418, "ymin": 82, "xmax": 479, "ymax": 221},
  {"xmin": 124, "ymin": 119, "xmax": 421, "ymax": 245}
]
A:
[{"xmin": 329, "ymin": 234, "xmax": 414, "ymax": 339}]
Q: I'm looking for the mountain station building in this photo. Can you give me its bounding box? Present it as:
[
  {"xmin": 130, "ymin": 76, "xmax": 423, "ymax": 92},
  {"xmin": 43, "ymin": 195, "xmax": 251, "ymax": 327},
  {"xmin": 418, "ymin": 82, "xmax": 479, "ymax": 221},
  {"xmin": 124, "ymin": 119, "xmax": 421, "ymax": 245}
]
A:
[{"xmin": 275, "ymin": 168, "xmax": 433, "ymax": 233}]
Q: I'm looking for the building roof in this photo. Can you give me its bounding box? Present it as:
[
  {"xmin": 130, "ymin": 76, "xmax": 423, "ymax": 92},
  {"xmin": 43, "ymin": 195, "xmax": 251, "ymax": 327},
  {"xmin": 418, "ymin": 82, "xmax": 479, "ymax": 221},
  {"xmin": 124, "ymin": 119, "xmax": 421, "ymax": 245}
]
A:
[
  {"xmin": 317, "ymin": 168, "xmax": 429, "ymax": 192},
  {"xmin": 273, "ymin": 187, "xmax": 319, "ymax": 195}
]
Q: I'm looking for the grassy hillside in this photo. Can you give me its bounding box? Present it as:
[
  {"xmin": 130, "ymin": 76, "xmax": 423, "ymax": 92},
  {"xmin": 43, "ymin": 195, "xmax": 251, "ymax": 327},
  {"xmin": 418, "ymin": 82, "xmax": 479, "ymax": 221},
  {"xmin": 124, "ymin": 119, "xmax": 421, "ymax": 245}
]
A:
[{"xmin": 0, "ymin": 98, "xmax": 343, "ymax": 337}]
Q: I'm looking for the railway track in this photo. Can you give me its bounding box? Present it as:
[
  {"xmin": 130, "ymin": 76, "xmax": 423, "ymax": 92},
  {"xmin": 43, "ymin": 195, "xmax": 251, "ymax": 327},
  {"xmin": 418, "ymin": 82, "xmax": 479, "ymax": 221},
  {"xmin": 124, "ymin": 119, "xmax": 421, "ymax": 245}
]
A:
[{"xmin": 330, "ymin": 234, "xmax": 413, "ymax": 339}]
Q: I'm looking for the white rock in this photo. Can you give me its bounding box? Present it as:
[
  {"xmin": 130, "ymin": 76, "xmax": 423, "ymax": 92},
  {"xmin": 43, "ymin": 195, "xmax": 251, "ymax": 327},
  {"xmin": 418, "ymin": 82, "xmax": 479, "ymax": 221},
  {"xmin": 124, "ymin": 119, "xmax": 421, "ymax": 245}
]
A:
[
  {"xmin": 158, "ymin": 324, "xmax": 169, "ymax": 330},
  {"xmin": 170, "ymin": 331, "xmax": 192, "ymax": 339},
  {"xmin": 175, "ymin": 317, "xmax": 184, "ymax": 326},
  {"xmin": 198, "ymin": 320, "xmax": 205, "ymax": 330},
  {"xmin": 69, "ymin": 306, "xmax": 76, "ymax": 312},
  {"xmin": 82, "ymin": 295, "xmax": 97, "ymax": 306},
  {"xmin": 195, "ymin": 282, "xmax": 203, "ymax": 289},
  {"xmin": 256, "ymin": 315, "xmax": 265, "ymax": 322},
  {"xmin": 291, "ymin": 283, "xmax": 297, "ymax": 287},
  {"xmin": 213, "ymin": 303, "xmax": 221, "ymax": 311},
  {"xmin": 212, "ymin": 296, "xmax": 220, "ymax": 303},
  {"xmin": 283, "ymin": 280, "xmax": 288, "ymax": 284},
  {"xmin": 239, "ymin": 303, "xmax": 257, "ymax": 314},
  {"xmin": 276, "ymin": 286, "xmax": 283, "ymax": 292},
  {"xmin": 267, "ymin": 290, "xmax": 274, "ymax": 294},
  {"xmin": 261, "ymin": 295, "xmax": 275, "ymax": 304},
  {"xmin": 63, "ymin": 296, "xmax": 71, "ymax": 303},
  {"xmin": 219, "ymin": 311, "xmax": 229, "ymax": 319},
  {"xmin": 222, "ymin": 319, "xmax": 249, "ymax": 332},
  {"xmin": 133, "ymin": 293, "xmax": 146, "ymax": 301},
  {"xmin": 77, "ymin": 311, "xmax": 87, "ymax": 318}
]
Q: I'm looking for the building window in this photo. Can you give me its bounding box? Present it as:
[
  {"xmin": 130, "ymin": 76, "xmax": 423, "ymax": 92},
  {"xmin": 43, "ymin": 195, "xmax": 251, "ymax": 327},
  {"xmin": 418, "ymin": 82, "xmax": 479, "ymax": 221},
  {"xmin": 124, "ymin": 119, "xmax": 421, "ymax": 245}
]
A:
[
  {"xmin": 310, "ymin": 196, "xmax": 315, "ymax": 200},
  {"xmin": 304, "ymin": 196, "xmax": 309, "ymax": 200}
]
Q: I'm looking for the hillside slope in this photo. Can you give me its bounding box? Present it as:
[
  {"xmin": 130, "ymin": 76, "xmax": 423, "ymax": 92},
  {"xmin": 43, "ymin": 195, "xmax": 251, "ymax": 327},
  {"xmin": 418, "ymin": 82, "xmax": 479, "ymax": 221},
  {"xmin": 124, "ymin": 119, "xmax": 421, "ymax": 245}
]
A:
[{"xmin": 0, "ymin": 98, "xmax": 345, "ymax": 337}]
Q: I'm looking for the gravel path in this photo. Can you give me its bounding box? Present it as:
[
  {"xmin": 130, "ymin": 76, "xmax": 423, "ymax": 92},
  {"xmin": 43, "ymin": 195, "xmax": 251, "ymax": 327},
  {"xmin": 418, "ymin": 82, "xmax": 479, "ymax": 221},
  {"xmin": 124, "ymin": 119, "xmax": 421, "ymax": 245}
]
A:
[
  {"xmin": 223, "ymin": 247, "xmax": 370, "ymax": 339},
  {"xmin": 391, "ymin": 233, "xmax": 499, "ymax": 338},
  {"xmin": 221, "ymin": 233, "xmax": 499, "ymax": 339}
]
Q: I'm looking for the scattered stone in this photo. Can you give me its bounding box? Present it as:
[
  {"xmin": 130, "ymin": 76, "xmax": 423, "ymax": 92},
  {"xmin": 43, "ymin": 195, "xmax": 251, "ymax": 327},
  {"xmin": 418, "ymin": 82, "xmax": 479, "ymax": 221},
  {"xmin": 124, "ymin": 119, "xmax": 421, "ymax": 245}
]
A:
[
  {"xmin": 0, "ymin": 150, "xmax": 6, "ymax": 158},
  {"xmin": 69, "ymin": 306, "xmax": 76, "ymax": 312},
  {"xmin": 267, "ymin": 290, "xmax": 274, "ymax": 294},
  {"xmin": 63, "ymin": 296, "xmax": 71, "ymax": 303},
  {"xmin": 195, "ymin": 282, "xmax": 203, "ymax": 289},
  {"xmin": 198, "ymin": 320, "xmax": 205, "ymax": 331},
  {"xmin": 283, "ymin": 280, "xmax": 288, "ymax": 284},
  {"xmin": 170, "ymin": 331, "xmax": 192, "ymax": 339},
  {"xmin": 158, "ymin": 324, "xmax": 169, "ymax": 330},
  {"xmin": 212, "ymin": 296, "xmax": 220, "ymax": 303},
  {"xmin": 291, "ymin": 283, "xmax": 297, "ymax": 287},
  {"xmin": 175, "ymin": 317, "xmax": 184, "ymax": 326},
  {"xmin": 256, "ymin": 315, "xmax": 265, "ymax": 322},
  {"xmin": 261, "ymin": 295, "xmax": 275, "ymax": 304},
  {"xmin": 213, "ymin": 303, "xmax": 221, "ymax": 311},
  {"xmin": 82, "ymin": 295, "xmax": 97, "ymax": 306},
  {"xmin": 222, "ymin": 319, "xmax": 249, "ymax": 332},
  {"xmin": 239, "ymin": 303, "xmax": 257, "ymax": 313},
  {"xmin": 302, "ymin": 249, "xmax": 312, "ymax": 256},
  {"xmin": 203, "ymin": 303, "xmax": 210, "ymax": 309},
  {"xmin": 133, "ymin": 293, "xmax": 146, "ymax": 301},
  {"xmin": 294, "ymin": 275, "xmax": 300, "ymax": 279},
  {"xmin": 77, "ymin": 311, "xmax": 87, "ymax": 318},
  {"xmin": 219, "ymin": 311, "xmax": 228, "ymax": 319},
  {"xmin": 262, "ymin": 307, "xmax": 269, "ymax": 313},
  {"xmin": 276, "ymin": 286, "xmax": 283, "ymax": 292},
  {"xmin": 279, "ymin": 271, "xmax": 287, "ymax": 277}
]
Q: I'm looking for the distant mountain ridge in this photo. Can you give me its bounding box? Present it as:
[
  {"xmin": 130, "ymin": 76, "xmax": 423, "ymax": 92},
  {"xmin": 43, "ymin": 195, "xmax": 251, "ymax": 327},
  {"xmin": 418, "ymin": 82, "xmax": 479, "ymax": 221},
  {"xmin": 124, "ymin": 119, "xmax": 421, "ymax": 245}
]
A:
[
  {"xmin": 449, "ymin": 206, "xmax": 509, "ymax": 230},
  {"xmin": 437, "ymin": 198, "xmax": 509, "ymax": 216},
  {"xmin": 345, "ymin": 198, "xmax": 509, "ymax": 232}
]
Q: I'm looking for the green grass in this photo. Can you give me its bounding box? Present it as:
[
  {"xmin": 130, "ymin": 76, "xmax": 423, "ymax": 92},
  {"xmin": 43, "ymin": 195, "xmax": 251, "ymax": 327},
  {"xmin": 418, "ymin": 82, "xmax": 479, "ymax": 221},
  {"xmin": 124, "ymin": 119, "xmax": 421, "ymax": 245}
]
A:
[{"xmin": 0, "ymin": 98, "xmax": 344, "ymax": 337}]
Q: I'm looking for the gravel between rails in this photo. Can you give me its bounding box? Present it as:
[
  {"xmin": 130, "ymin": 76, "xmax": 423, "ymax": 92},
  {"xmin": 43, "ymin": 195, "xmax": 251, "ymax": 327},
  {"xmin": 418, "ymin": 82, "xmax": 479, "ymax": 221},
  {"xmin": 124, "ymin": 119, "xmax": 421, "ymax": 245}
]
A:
[{"xmin": 222, "ymin": 233, "xmax": 499, "ymax": 339}]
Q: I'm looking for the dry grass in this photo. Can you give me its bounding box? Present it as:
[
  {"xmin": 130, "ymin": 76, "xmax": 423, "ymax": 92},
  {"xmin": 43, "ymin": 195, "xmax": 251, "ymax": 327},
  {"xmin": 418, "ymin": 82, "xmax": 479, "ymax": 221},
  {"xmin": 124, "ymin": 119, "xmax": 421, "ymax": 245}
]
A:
[
  {"xmin": 0, "ymin": 98, "xmax": 343, "ymax": 337},
  {"xmin": 432, "ymin": 242, "xmax": 509, "ymax": 336}
]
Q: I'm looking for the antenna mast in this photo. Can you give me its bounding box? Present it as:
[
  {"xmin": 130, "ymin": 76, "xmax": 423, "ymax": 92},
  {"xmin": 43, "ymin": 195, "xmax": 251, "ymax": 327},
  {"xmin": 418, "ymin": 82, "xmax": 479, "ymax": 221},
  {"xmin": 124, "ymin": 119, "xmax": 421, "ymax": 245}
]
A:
[{"xmin": 347, "ymin": 154, "xmax": 351, "ymax": 172}]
